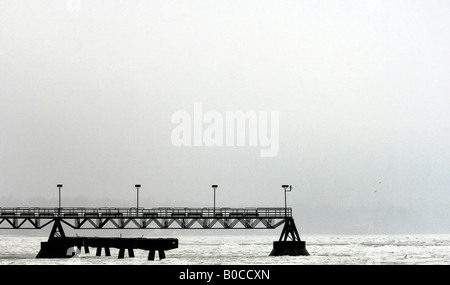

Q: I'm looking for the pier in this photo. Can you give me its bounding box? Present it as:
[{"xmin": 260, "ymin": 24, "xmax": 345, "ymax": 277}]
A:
[
  {"xmin": 0, "ymin": 207, "xmax": 291, "ymax": 229},
  {"xmin": 0, "ymin": 185, "xmax": 309, "ymax": 259},
  {"xmin": 0, "ymin": 206, "xmax": 308, "ymax": 259}
]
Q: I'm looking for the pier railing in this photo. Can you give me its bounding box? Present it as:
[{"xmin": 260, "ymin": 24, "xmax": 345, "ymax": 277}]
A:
[
  {"xmin": 0, "ymin": 207, "xmax": 291, "ymax": 229},
  {"xmin": 0, "ymin": 207, "xmax": 291, "ymax": 218}
]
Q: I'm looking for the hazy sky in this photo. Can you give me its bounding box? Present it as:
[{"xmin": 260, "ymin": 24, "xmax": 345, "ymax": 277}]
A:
[{"xmin": 0, "ymin": 0, "xmax": 449, "ymax": 234}]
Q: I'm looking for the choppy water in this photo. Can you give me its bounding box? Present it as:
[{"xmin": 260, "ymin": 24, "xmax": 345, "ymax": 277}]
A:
[{"xmin": 0, "ymin": 234, "xmax": 449, "ymax": 265}]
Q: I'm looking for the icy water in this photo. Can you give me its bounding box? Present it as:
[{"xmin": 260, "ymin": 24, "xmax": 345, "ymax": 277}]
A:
[{"xmin": 0, "ymin": 234, "xmax": 448, "ymax": 265}]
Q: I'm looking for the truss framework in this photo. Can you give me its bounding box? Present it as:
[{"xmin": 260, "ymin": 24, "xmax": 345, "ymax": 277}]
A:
[{"xmin": 0, "ymin": 207, "xmax": 291, "ymax": 230}]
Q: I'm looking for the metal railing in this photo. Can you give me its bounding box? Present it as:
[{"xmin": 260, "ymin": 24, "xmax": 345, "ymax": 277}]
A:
[{"xmin": 0, "ymin": 207, "xmax": 292, "ymax": 218}]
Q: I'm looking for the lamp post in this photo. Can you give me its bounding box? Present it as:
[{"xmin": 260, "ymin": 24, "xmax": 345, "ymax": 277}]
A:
[
  {"xmin": 135, "ymin": 184, "xmax": 141, "ymax": 215},
  {"xmin": 282, "ymin": 185, "xmax": 292, "ymax": 217},
  {"xmin": 212, "ymin": 185, "xmax": 218, "ymax": 215},
  {"xmin": 57, "ymin": 184, "xmax": 63, "ymax": 215}
]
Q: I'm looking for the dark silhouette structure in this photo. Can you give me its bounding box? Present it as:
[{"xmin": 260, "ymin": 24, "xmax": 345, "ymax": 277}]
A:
[
  {"xmin": 0, "ymin": 206, "xmax": 308, "ymax": 258},
  {"xmin": 269, "ymin": 218, "xmax": 309, "ymax": 256},
  {"xmin": 0, "ymin": 207, "xmax": 291, "ymax": 229}
]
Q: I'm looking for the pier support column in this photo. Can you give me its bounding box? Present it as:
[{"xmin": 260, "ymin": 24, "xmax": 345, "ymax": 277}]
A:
[
  {"xmin": 148, "ymin": 249, "xmax": 165, "ymax": 260},
  {"xmin": 269, "ymin": 218, "xmax": 309, "ymax": 256},
  {"xmin": 148, "ymin": 250, "xmax": 155, "ymax": 261},
  {"xmin": 84, "ymin": 245, "xmax": 90, "ymax": 254},
  {"xmin": 118, "ymin": 248, "xmax": 125, "ymax": 259},
  {"xmin": 95, "ymin": 247, "xmax": 111, "ymax": 257},
  {"xmin": 36, "ymin": 219, "xmax": 72, "ymax": 259},
  {"xmin": 48, "ymin": 219, "xmax": 66, "ymax": 241},
  {"xmin": 128, "ymin": 248, "xmax": 135, "ymax": 258}
]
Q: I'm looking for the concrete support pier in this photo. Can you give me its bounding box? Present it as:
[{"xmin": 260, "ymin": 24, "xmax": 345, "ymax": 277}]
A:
[
  {"xmin": 95, "ymin": 247, "xmax": 111, "ymax": 257},
  {"xmin": 36, "ymin": 219, "xmax": 178, "ymax": 260},
  {"xmin": 117, "ymin": 248, "xmax": 135, "ymax": 259},
  {"xmin": 269, "ymin": 218, "xmax": 309, "ymax": 256},
  {"xmin": 270, "ymin": 240, "xmax": 309, "ymax": 256},
  {"xmin": 148, "ymin": 249, "xmax": 166, "ymax": 260},
  {"xmin": 37, "ymin": 237, "xmax": 178, "ymax": 260}
]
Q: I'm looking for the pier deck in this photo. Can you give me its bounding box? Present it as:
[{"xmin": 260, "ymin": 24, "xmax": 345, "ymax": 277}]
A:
[{"xmin": 0, "ymin": 207, "xmax": 290, "ymax": 229}]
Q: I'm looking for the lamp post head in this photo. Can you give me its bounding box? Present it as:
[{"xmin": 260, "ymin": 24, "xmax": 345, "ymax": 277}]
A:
[
  {"xmin": 212, "ymin": 185, "xmax": 218, "ymax": 189},
  {"xmin": 57, "ymin": 184, "xmax": 63, "ymax": 188},
  {"xmin": 135, "ymin": 184, "xmax": 141, "ymax": 188},
  {"xmin": 282, "ymin": 185, "xmax": 292, "ymax": 191}
]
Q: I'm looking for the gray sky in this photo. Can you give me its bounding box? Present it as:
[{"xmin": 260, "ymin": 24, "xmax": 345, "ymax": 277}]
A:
[{"xmin": 0, "ymin": 0, "xmax": 449, "ymax": 234}]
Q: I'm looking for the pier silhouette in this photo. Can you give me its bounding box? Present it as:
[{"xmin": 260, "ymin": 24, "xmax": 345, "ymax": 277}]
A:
[{"xmin": 0, "ymin": 185, "xmax": 309, "ymax": 259}]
